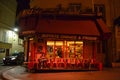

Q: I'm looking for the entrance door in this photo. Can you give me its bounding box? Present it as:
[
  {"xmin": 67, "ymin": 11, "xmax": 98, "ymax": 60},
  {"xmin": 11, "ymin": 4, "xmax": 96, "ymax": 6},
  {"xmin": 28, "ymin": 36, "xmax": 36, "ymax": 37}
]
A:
[{"xmin": 6, "ymin": 49, "xmax": 9, "ymax": 56}]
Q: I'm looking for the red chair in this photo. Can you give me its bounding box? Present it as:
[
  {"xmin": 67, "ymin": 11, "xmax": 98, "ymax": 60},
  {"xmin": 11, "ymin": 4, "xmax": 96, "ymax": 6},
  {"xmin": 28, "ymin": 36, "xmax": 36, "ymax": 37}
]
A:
[
  {"xmin": 58, "ymin": 58, "xmax": 66, "ymax": 68},
  {"xmin": 53, "ymin": 58, "xmax": 59, "ymax": 68},
  {"xmin": 70, "ymin": 58, "xmax": 76, "ymax": 68},
  {"xmin": 75, "ymin": 59, "xmax": 80, "ymax": 68},
  {"xmin": 66, "ymin": 58, "xmax": 71, "ymax": 68},
  {"xmin": 47, "ymin": 59, "xmax": 51, "ymax": 68}
]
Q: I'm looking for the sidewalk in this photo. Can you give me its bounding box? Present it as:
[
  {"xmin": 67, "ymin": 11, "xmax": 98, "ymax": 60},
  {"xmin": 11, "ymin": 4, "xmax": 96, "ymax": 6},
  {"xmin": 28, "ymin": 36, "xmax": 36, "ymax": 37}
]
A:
[
  {"xmin": 2, "ymin": 66, "xmax": 27, "ymax": 80},
  {"xmin": 1, "ymin": 66, "xmax": 98, "ymax": 80}
]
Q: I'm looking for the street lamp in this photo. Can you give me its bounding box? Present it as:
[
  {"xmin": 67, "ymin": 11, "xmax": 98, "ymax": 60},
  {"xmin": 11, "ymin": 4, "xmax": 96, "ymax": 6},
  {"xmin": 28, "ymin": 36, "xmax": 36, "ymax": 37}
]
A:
[{"xmin": 13, "ymin": 28, "xmax": 18, "ymax": 32}]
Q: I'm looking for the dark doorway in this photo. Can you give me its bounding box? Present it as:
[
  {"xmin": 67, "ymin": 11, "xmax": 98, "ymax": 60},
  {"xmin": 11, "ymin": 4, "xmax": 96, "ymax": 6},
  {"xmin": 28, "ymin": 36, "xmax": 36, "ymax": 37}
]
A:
[{"xmin": 6, "ymin": 49, "xmax": 9, "ymax": 56}]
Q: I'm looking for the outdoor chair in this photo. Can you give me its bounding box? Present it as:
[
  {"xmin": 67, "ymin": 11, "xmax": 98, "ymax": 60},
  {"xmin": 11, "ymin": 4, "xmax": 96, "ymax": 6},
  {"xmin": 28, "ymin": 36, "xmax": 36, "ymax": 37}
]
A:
[
  {"xmin": 58, "ymin": 58, "xmax": 66, "ymax": 68},
  {"xmin": 70, "ymin": 58, "xmax": 76, "ymax": 68},
  {"xmin": 66, "ymin": 58, "xmax": 71, "ymax": 68},
  {"xmin": 53, "ymin": 58, "xmax": 59, "ymax": 68}
]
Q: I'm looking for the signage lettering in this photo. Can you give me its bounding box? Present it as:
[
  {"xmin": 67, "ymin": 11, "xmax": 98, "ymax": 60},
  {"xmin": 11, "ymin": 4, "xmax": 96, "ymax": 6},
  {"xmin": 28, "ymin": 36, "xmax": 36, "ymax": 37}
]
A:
[
  {"xmin": 40, "ymin": 34, "xmax": 97, "ymax": 40},
  {"xmin": 60, "ymin": 35, "xmax": 77, "ymax": 39},
  {"xmin": 41, "ymin": 34, "xmax": 59, "ymax": 38},
  {"xmin": 20, "ymin": 8, "xmax": 43, "ymax": 17},
  {"xmin": 20, "ymin": 33, "xmax": 97, "ymax": 40},
  {"xmin": 21, "ymin": 31, "xmax": 35, "ymax": 35},
  {"xmin": 82, "ymin": 36, "xmax": 97, "ymax": 40}
]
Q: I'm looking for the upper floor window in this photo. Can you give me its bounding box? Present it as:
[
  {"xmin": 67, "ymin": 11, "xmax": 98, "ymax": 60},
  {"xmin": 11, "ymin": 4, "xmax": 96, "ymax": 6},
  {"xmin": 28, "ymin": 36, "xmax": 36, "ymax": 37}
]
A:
[
  {"xmin": 94, "ymin": 4, "xmax": 106, "ymax": 22},
  {"xmin": 68, "ymin": 3, "xmax": 81, "ymax": 13}
]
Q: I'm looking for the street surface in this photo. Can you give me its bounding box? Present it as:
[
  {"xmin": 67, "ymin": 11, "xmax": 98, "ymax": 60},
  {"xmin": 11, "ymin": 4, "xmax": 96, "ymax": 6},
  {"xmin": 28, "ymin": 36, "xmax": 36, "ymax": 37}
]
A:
[
  {"xmin": 21, "ymin": 68, "xmax": 120, "ymax": 80},
  {"xmin": 0, "ymin": 65, "xmax": 120, "ymax": 80},
  {"xmin": 9, "ymin": 66, "xmax": 120, "ymax": 80},
  {"xmin": 0, "ymin": 64, "xmax": 16, "ymax": 80}
]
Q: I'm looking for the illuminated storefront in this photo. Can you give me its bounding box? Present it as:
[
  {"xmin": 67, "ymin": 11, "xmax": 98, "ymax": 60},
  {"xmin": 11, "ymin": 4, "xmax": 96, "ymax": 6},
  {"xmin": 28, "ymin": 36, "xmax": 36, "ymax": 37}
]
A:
[{"xmin": 18, "ymin": 11, "xmax": 111, "ymax": 71}]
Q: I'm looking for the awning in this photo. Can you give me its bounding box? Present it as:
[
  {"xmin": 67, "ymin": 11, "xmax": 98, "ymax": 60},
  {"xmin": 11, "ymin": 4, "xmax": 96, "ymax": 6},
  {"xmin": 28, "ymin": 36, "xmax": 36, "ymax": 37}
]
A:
[
  {"xmin": 97, "ymin": 19, "xmax": 110, "ymax": 33},
  {"xmin": 0, "ymin": 42, "xmax": 12, "ymax": 49},
  {"xmin": 96, "ymin": 19, "xmax": 111, "ymax": 38},
  {"xmin": 19, "ymin": 16, "xmax": 111, "ymax": 39},
  {"xmin": 36, "ymin": 19, "xmax": 100, "ymax": 36}
]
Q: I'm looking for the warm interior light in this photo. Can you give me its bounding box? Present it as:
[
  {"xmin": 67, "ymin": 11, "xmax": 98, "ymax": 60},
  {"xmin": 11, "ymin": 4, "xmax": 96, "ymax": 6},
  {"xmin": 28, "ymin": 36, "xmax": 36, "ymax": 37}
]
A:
[{"xmin": 47, "ymin": 41, "xmax": 54, "ymax": 45}]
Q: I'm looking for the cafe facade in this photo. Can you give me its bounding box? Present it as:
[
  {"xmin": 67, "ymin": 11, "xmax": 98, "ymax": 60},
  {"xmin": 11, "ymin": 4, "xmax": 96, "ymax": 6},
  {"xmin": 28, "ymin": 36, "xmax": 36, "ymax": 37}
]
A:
[{"xmin": 18, "ymin": 10, "xmax": 111, "ymax": 71}]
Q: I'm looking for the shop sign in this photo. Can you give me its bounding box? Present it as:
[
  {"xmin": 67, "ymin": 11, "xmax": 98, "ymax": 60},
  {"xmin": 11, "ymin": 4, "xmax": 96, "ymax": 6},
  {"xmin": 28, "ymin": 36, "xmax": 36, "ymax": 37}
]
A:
[
  {"xmin": 20, "ymin": 8, "xmax": 42, "ymax": 17},
  {"xmin": 41, "ymin": 34, "xmax": 59, "ymax": 38},
  {"xmin": 40, "ymin": 34, "xmax": 97, "ymax": 40},
  {"xmin": 82, "ymin": 36, "xmax": 97, "ymax": 40},
  {"xmin": 59, "ymin": 35, "xmax": 77, "ymax": 39},
  {"xmin": 21, "ymin": 31, "xmax": 35, "ymax": 35},
  {"xmin": 41, "ymin": 34, "xmax": 77, "ymax": 39}
]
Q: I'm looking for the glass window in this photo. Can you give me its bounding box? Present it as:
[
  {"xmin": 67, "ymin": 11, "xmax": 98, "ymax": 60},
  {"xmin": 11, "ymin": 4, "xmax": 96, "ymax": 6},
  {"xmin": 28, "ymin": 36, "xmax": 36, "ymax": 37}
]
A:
[
  {"xmin": 75, "ymin": 41, "xmax": 83, "ymax": 59},
  {"xmin": 47, "ymin": 41, "xmax": 54, "ymax": 55},
  {"xmin": 67, "ymin": 41, "xmax": 74, "ymax": 54},
  {"xmin": 47, "ymin": 41, "xmax": 54, "ymax": 45},
  {"xmin": 67, "ymin": 41, "xmax": 83, "ymax": 58},
  {"xmin": 55, "ymin": 41, "xmax": 63, "ymax": 58},
  {"xmin": 75, "ymin": 41, "xmax": 83, "ymax": 54},
  {"xmin": 55, "ymin": 41, "xmax": 63, "ymax": 46},
  {"xmin": 68, "ymin": 3, "xmax": 81, "ymax": 12},
  {"xmin": 46, "ymin": 40, "xmax": 83, "ymax": 59},
  {"xmin": 94, "ymin": 4, "xmax": 106, "ymax": 22}
]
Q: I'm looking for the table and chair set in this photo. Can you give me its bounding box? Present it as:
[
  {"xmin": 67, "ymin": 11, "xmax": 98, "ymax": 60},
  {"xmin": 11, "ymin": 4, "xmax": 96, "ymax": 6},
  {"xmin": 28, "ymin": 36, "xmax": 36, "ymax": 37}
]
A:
[{"xmin": 37, "ymin": 57, "xmax": 102, "ymax": 70}]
